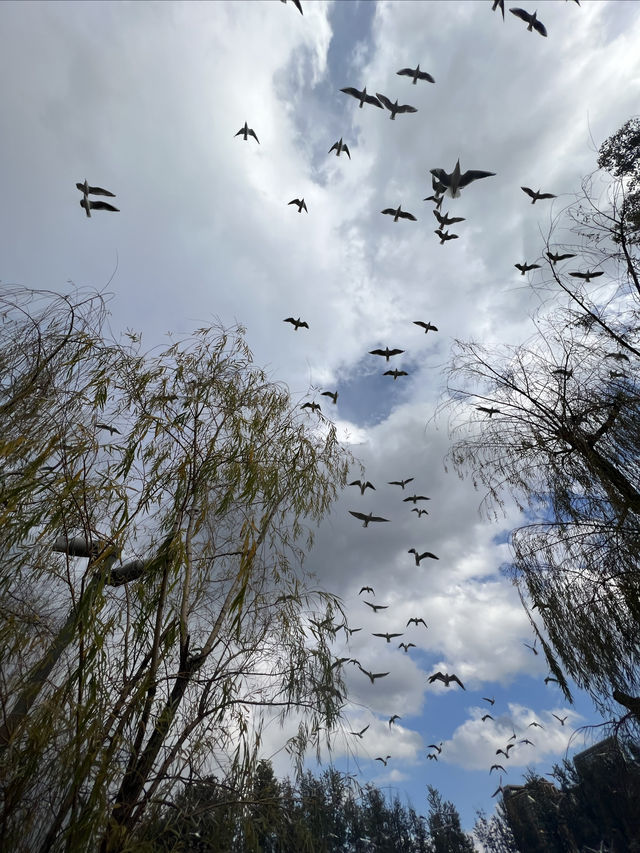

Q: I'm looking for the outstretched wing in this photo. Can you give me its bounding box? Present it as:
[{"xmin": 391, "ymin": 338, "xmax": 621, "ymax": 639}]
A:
[
  {"xmin": 369, "ymin": 515, "xmax": 390, "ymax": 523},
  {"xmin": 340, "ymin": 86, "xmax": 363, "ymax": 100},
  {"xmin": 428, "ymin": 671, "xmax": 445, "ymax": 684},
  {"xmin": 86, "ymin": 200, "xmax": 119, "ymax": 212},
  {"xmin": 458, "ymin": 169, "xmax": 496, "ymax": 187},
  {"xmin": 349, "ymin": 511, "xmax": 367, "ymax": 522},
  {"xmin": 398, "ymin": 209, "xmax": 417, "ymax": 220},
  {"xmin": 396, "ymin": 104, "xmax": 418, "ymax": 114},
  {"xmin": 450, "ymin": 674, "xmax": 465, "ymax": 689},
  {"xmin": 509, "ymin": 7, "xmax": 531, "ymax": 24},
  {"xmin": 376, "ymin": 92, "xmax": 394, "ymax": 111},
  {"xmin": 416, "ymin": 70, "xmax": 435, "ymax": 83},
  {"xmin": 396, "ymin": 67, "xmax": 415, "ymax": 77}
]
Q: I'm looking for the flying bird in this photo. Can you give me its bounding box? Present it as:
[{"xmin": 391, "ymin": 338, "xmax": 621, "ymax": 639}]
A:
[
  {"xmin": 569, "ymin": 270, "xmax": 604, "ymax": 282},
  {"xmin": 483, "ymin": 697, "xmax": 496, "ymax": 706},
  {"xmin": 495, "ymin": 749, "xmax": 510, "ymax": 759},
  {"xmin": 433, "ymin": 210, "xmax": 466, "ymax": 228},
  {"xmin": 509, "ymin": 7, "xmax": 548, "ymax": 37},
  {"xmin": 434, "ymin": 229, "xmax": 459, "ymax": 244},
  {"xmin": 546, "ymin": 251, "xmax": 576, "ymax": 264},
  {"xmin": 329, "ymin": 138, "xmax": 351, "ymax": 159},
  {"xmin": 407, "ymin": 617, "xmax": 428, "ymax": 628},
  {"xmin": 301, "ymin": 402, "xmax": 321, "ymax": 413},
  {"xmin": 349, "ymin": 479, "xmax": 376, "ymax": 495},
  {"xmin": 427, "ymin": 743, "xmax": 443, "ymax": 753},
  {"xmin": 372, "ymin": 632, "xmax": 404, "ymax": 643},
  {"xmin": 491, "ymin": 779, "xmax": 505, "ymax": 798},
  {"xmin": 403, "ymin": 494, "xmax": 430, "ymax": 504},
  {"xmin": 430, "ymin": 159, "xmax": 496, "ymax": 199},
  {"xmin": 428, "ymin": 672, "xmax": 465, "ymax": 689},
  {"xmin": 349, "ymin": 511, "xmax": 390, "ymax": 528},
  {"xmin": 413, "ymin": 321, "xmax": 439, "ymax": 333},
  {"xmin": 376, "ymin": 93, "xmax": 418, "ymax": 119},
  {"xmin": 482, "ymin": 714, "xmax": 494, "ymax": 722},
  {"xmin": 340, "ymin": 86, "xmax": 383, "ymax": 109},
  {"xmin": 280, "ymin": 0, "xmax": 303, "ymax": 13},
  {"xmin": 283, "ymin": 317, "xmax": 309, "ymax": 330},
  {"xmin": 552, "ymin": 714, "xmax": 568, "ymax": 725},
  {"xmin": 80, "ymin": 198, "xmax": 119, "ymax": 217},
  {"xmin": 375, "ymin": 755, "xmax": 391, "ymax": 766},
  {"xmin": 381, "ymin": 205, "xmax": 417, "ymax": 222},
  {"xmin": 359, "ymin": 668, "xmax": 390, "ymax": 684},
  {"xmin": 544, "ymin": 676, "xmax": 559, "ymax": 684},
  {"xmin": 408, "ymin": 548, "xmax": 439, "ymax": 564},
  {"xmin": 399, "ymin": 642, "xmax": 416, "ymax": 652},
  {"xmin": 234, "ymin": 122, "xmax": 259, "ymax": 143},
  {"xmin": 424, "ymin": 193, "xmax": 444, "ymax": 209},
  {"xmin": 370, "ymin": 347, "xmax": 404, "ymax": 361},
  {"xmin": 363, "ymin": 600, "xmax": 389, "ymax": 612},
  {"xmin": 519, "ymin": 738, "xmax": 535, "ymax": 745},
  {"xmin": 427, "ymin": 752, "xmax": 438, "ymax": 760},
  {"xmin": 490, "ymin": 764, "xmax": 506, "ymax": 774},
  {"xmin": 76, "ymin": 180, "xmax": 116, "ymax": 198},
  {"xmin": 321, "ymin": 390, "xmax": 338, "ymax": 404},
  {"xmin": 477, "ymin": 406, "xmax": 501, "ymax": 417},
  {"xmin": 344, "ymin": 626, "xmax": 363, "ymax": 636},
  {"xmin": 523, "ymin": 641, "xmax": 538, "ymax": 655},
  {"xmin": 288, "ymin": 198, "xmax": 308, "ymax": 213},
  {"xmin": 384, "ymin": 369, "xmax": 408, "ymax": 380},
  {"xmin": 521, "ymin": 186, "xmax": 556, "ymax": 203},
  {"xmin": 388, "ymin": 478, "xmax": 414, "ymax": 489},
  {"xmin": 396, "ymin": 64, "xmax": 435, "ymax": 84},
  {"xmin": 349, "ymin": 725, "xmax": 369, "ymax": 738},
  {"xmin": 389, "ymin": 715, "xmax": 401, "ymax": 727},
  {"xmin": 492, "ymin": 0, "xmax": 505, "ymax": 19},
  {"xmin": 96, "ymin": 422, "xmax": 121, "ymax": 435},
  {"xmin": 528, "ymin": 720, "xmax": 544, "ymax": 728},
  {"xmin": 411, "ymin": 508, "xmax": 429, "ymax": 517},
  {"xmin": 515, "ymin": 262, "xmax": 541, "ymax": 275},
  {"xmin": 359, "ymin": 586, "xmax": 375, "ymax": 595}
]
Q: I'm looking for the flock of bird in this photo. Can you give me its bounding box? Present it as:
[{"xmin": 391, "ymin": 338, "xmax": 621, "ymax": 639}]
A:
[{"xmin": 77, "ymin": 0, "xmax": 585, "ymax": 802}]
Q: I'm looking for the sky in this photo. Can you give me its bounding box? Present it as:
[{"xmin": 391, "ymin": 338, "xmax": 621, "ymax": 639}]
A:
[{"xmin": 2, "ymin": 0, "xmax": 640, "ymax": 835}]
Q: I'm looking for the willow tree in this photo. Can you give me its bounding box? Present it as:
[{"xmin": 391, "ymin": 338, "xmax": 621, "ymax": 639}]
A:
[
  {"xmin": 0, "ymin": 285, "xmax": 351, "ymax": 852},
  {"xmin": 443, "ymin": 130, "xmax": 640, "ymax": 727}
]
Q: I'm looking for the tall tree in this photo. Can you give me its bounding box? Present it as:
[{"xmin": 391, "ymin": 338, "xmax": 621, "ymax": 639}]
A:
[
  {"xmin": 0, "ymin": 286, "xmax": 351, "ymax": 852},
  {"xmin": 597, "ymin": 114, "xmax": 640, "ymax": 233},
  {"xmin": 426, "ymin": 786, "xmax": 476, "ymax": 853},
  {"xmin": 443, "ymin": 126, "xmax": 640, "ymax": 726}
]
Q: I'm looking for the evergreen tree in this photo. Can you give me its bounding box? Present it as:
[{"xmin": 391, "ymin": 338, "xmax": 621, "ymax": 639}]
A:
[{"xmin": 426, "ymin": 786, "xmax": 476, "ymax": 853}]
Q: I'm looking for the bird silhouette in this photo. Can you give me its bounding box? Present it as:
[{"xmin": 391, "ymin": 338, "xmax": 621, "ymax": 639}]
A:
[
  {"xmin": 349, "ymin": 511, "xmax": 390, "ymax": 527},
  {"xmin": 359, "ymin": 586, "xmax": 375, "ymax": 595},
  {"xmin": 376, "ymin": 93, "xmax": 418, "ymax": 119},
  {"xmin": 375, "ymin": 755, "xmax": 391, "ymax": 765},
  {"xmin": 340, "ymin": 86, "xmax": 383, "ymax": 109},
  {"xmin": 433, "ymin": 210, "xmax": 465, "ymax": 227},
  {"xmin": 510, "ymin": 7, "xmax": 548, "ymax": 37},
  {"xmin": 384, "ymin": 369, "xmax": 408, "ymax": 380},
  {"xmin": 427, "ymin": 752, "xmax": 438, "ymax": 760},
  {"xmin": 403, "ymin": 494, "xmax": 430, "ymax": 504},
  {"xmin": 288, "ymin": 198, "xmax": 308, "ymax": 213},
  {"xmin": 388, "ymin": 477, "xmax": 414, "ymax": 489},
  {"xmin": 372, "ymin": 632, "xmax": 403, "ymax": 643},
  {"xmin": 545, "ymin": 676, "xmax": 559, "ymax": 685},
  {"xmin": 523, "ymin": 641, "xmax": 538, "ymax": 655},
  {"xmin": 430, "ymin": 159, "xmax": 496, "ymax": 198},
  {"xmin": 344, "ymin": 626, "xmax": 363, "ymax": 636},
  {"xmin": 413, "ymin": 321, "xmax": 439, "ymax": 333},
  {"xmin": 424, "ymin": 193, "xmax": 444, "ymax": 209},
  {"xmin": 359, "ymin": 667, "xmax": 390, "ymax": 684},
  {"xmin": 396, "ymin": 64, "xmax": 435, "ymax": 84},
  {"xmin": 546, "ymin": 251, "xmax": 576, "ymax": 264},
  {"xmin": 491, "ymin": 778, "xmax": 505, "ymax": 798},
  {"xmin": 406, "ymin": 617, "xmax": 428, "ymax": 628},
  {"xmin": 398, "ymin": 642, "xmax": 416, "ymax": 652},
  {"xmin": 528, "ymin": 720, "xmax": 544, "ymax": 728},
  {"xmin": 483, "ymin": 697, "xmax": 495, "ymax": 705},
  {"xmin": 370, "ymin": 347, "xmax": 404, "ymax": 361},
  {"xmin": 552, "ymin": 714, "xmax": 568, "ymax": 725},
  {"xmin": 349, "ymin": 725, "xmax": 369, "ymax": 738},
  {"xmin": 349, "ymin": 479, "xmax": 376, "ymax": 495},
  {"xmin": 96, "ymin": 422, "xmax": 121, "ymax": 435},
  {"xmin": 234, "ymin": 122, "xmax": 259, "ymax": 143},
  {"xmin": 76, "ymin": 180, "xmax": 116, "ymax": 198},
  {"xmin": 604, "ymin": 352, "xmax": 630, "ymax": 362},
  {"xmin": 569, "ymin": 270, "xmax": 604, "ymax": 282},
  {"xmin": 329, "ymin": 138, "xmax": 351, "ymax": 159},
  {"xmin": 321, "ymin": 390, "xmax": 338, "ymax": 404},
  {"xmin": 363, "ymin": 600, "xmax": 389, "ymax": 613},
  {"xmin": 427, "ymin": 743, "xmax": 443, "ymax": 753},
  {"xmin": 519, "ymin": 738, "xmax": 535, "ymax": 745},
  {"xmin": 389, "ymin": 714, "xmax": 401, "ymax": 727},
  {"xmin": 408, "ymin": 548, "xmax": 438, "ymax": 564},
  {"xmin": 301, "ymin": 402, "xmax": 321, "ymax": 413},
  {"xmin": 521, "ymin": 186, "xmax": 556, "ymax": 203},
  {"xmin": 476, "ymin": 406, "xmax": 501, "ymax": 417},
  {"xmin": 381, "ymin": 205, "xmax": 417, "ymax": 222},
  {"xmin": 435, "ymin": 229, "xmax": 459, "ymax": 244},
  {"xmin": 492, "ymin": 0, "xmax": 505, "ymax": 19},
  {"xmin": 280, "ymin": 0, "xmax": 303, "ymax": 13},
  {"xmin": 428, "ymin": 672, "xmax": 465, "ymax": 689},
  {"xmin": 490, "ymin": 764, "xmax": 506, "ymax": 773},
  {"xmin": 411, "ymin": 508, "xmax": 429, "ymax": 517},
  {"xmin": 284, "ymin": 317, "xmax": 309, "ymax": 330},
  {"xmin": 80, "ymin": 198, "xmax": 119, "ymax": 217},
  {"xmin": 482, "ymin": 714, "xmax": 494, "ymax": 722},
  {"xmin": 515, "ymin": 262, "xmax": 541, "ymax": 275}
]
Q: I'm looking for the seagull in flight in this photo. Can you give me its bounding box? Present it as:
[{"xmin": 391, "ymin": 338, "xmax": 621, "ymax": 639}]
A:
[
  {"xmin": 399, "ymin": 642, "xmax": 416, "ymax": 652},
  {"xmin": 280, "ymin": 0, "xmax": 303, "ymax": 13},
  {"xmin": 329, "ymin": 138, "xmax": 351, "ymax": 159},
  {"xmin": 428, "ymin": 672, "xmax": 465, "ymax": 689},
  {"xmin": 523, "ymin": 641, "xmax": 538, "ymax": 655},
  {"xmin": 359, "ymin": 667, "xmax": 390, "ymax": 685},
  {"xmin": 80, "ymin": 198, "xmax": 119, "ymax": 217},
  {"xmin": 515, "ymin": 262, "xmax": 541, "ymax": 275},
  {"xmin": 483, "ymin": 697, "xmax": 495, "ymax": 705},
  {"xmin": 349, "ymin": 511, "xmax": 390, "ymax": 528},
  {"xmin": 321, "ymin": 390, "xmax": 338, "ymax": 404},
  {"xmin": 76, "ymin": 180, "xmax": 116, "ymax": 198},
  {"xmin": 234, "ymin": 122, "xmax": 259, "ymax": 143},
  {"xmin": 372, "ymin": 632, "xmax": 404, "ymax": 643},
  {"xmin": 363, "ymin": 600, "xmax": 389, "ymax": 613},
  {"xmin": 424, "ymin": 193, "xmax": 444, "ymax": 209},
  {"xmin": 528, "ymin": 720, "xmax": 544, "ymax": 728},
  {"xmin": 403, "ymin": 494, "xmax": 430, "ymax": 504},
  {"xmin": 375, "ymin": 755, "xmax": 391, "ymax": 766},
  {"xmin": 509, "ymin": 7, "xmax": 548, "ymax": 37},
  {"xmin": 490, "ymin": 764, "xmax": 506, "ymax": 774},
  {"xmin": 370, "ymin": 347, "xmax": 404, "ymax": 361},
  {"xmin": 384, "ymin": 369, "xmax": 408, "ymax": 380},
  {"xmin": 388, "ymin": 477, "xmax": 414, "ymax": 489},
  {"xmin": 434, "ymin": 229, "xmax": 459, "ymax": 244},
  {"xmin": 408, "ymin": 548, "xmax": 439, "ymax": 564},
  {"xmin": 521, "ymin": 186, "xmax": 556, "ymax": 203},
  {"xmin": 396, "ymin": 64, "xmax": 435, "ymax": 84},
  {"xmin": 476, "ymin": 406, "xmax": 501, "ymax": 417},
  {"xmin": 482, "ymin": 714, "xmax": 494, "ymax": 722},
  {"xmin": 411, "ymin": 508, "xmax": 429, "ymax": 517},
  {"xmin": 349, "ymin": 725, "xmax": 369, "ymax": 738},
  {"xmin": 433, "ymin": 210, "xmax": 465, "ymax": 228},
  {"xmin": 430, "ymin": 159, "xmax": 496, "ymax": 199},
  {"xmin": 283, "ymin": 317, "xmax": 309, "ymax": 330},
  {"xmin": 288, "ymin": 198, "xmax": 308, "ymax": 213},
  {"xmin": 552, "ymin": 714, "xmax": 568, "ymax": 726},
  {"xmin": 349, "ymin": 479, "xmax": 376, "ymax": 495},
  {"xmin": 389, "ymin": 714, "xmax": 401, "ymax": 727},
  {"xmin": 547, "ymin": 251, "xmax": 576, "ymax": 264},
  {"xmin": 381, "ymin": 205, "xmax": 417, "ymax": 222},
  {"xmin": 413, "ymin": 321, "xmax": 439, "ymax": 333},
  {"xmin": 340, "ymin": 86, "xmax": 383, "ymax": 109},
  {"xmin": 407, "ymin": 617, "xmax": 428, "ymax": 628},
  {"xmin": 427, "ymin": 743, "xmax": 443, "ymax": 753},
  {"xmin": 359, "ymin": 586, "xmax": 375, "ymax": 595},
  {"xmin": 492, "ymin": 0, "xmax": 505, "ymax": 19},
  {"xmin": 301, "ymin": 402, "xmax": 321, "ymax": 413},
  {"xmin": 569, "ymin": 270, "xmax": 604, "ymax": 282},
  {"xmin": 376, "ymin": 93, "xmax": 418, "ymax": 120}
]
